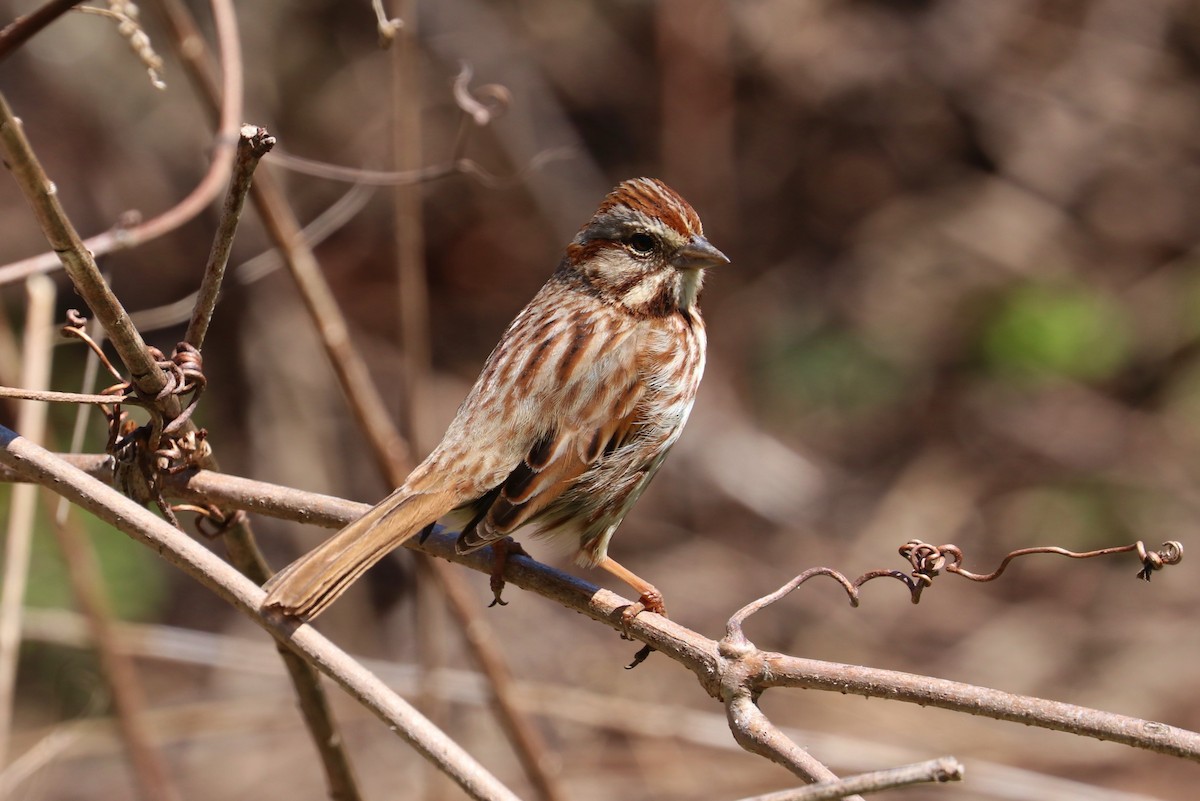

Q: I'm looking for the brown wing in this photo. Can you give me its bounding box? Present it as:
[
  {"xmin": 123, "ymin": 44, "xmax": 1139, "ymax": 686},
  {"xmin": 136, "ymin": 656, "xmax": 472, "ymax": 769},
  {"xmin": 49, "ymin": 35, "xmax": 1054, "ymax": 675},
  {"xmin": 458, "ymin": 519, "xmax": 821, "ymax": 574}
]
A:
[{"xmin": 455, "ymin": 378, "xmax": 645, "ymax": 553}]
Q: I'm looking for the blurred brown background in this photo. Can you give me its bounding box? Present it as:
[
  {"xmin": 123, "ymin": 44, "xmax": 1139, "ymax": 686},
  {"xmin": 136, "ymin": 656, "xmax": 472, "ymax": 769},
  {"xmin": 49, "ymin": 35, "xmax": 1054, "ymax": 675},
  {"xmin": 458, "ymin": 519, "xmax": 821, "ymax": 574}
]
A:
[{"xmin": 1, "ymin": 0, "xmax": 1199, "ymax": 799}]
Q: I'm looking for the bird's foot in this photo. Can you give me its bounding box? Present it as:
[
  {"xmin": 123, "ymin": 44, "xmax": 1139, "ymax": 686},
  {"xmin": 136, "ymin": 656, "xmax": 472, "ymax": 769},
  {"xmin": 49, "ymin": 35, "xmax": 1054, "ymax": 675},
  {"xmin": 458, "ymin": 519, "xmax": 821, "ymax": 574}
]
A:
[{"xmin": 488, "ymin": 538, "xmax": 529, "ymax": 607}]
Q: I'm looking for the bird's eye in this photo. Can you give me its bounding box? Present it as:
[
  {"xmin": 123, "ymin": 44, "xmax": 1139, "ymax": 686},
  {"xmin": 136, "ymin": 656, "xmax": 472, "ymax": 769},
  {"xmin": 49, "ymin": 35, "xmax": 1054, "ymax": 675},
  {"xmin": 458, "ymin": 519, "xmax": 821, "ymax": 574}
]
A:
[{"xmin": 626, "ymin": 232, "xmax": 656, "ymax": 255}]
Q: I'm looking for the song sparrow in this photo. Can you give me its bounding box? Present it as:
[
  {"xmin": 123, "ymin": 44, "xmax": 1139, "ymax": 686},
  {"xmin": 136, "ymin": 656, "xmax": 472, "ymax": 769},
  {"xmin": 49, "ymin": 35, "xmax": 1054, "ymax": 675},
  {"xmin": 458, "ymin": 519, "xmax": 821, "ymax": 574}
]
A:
[{"xmin": 263, "ymin": 178, "xmax": 728, "ymax": 620}]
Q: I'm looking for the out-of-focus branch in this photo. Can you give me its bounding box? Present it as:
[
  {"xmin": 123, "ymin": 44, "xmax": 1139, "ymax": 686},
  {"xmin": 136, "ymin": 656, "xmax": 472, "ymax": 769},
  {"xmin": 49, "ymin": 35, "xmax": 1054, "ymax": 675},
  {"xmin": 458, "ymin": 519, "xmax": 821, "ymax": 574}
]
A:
[
  {"xmin": 0, "ymin": 0, "xmax": 81, "ymax": 64},
  {"xmin": 75, "ymin": 4, "xmax": 165, "ymax": 90},
  {"xmin": 46, "ymin": 488, "xmax": 184, "ymax": 801},
  {"xmin": 267, "ymin": 148, "xmax": 573, "ymax": 189},
  {"xmin": 126, "ymin": 183, "xmax": 376, "ymax": 334},
  {"xmin": 0, "ymin": 0, "xmax": 242, "ymax": 288},
  {"xmin": 392, "ymin": 0, "xmax": 431, "ymax": 454},
  {"xmin": 0, "ymin": 727, "xmax": 78, "ymax": 795},
  {"xmin": 0, "ymin": 429, "xmax": 522, "ymax": 801},
  {"xmin": 390, "ymin": 25, "xmax": 564, "ymax": 801},
  {"xmin": 0, "ymin": 276, "xmax": 55, "ymax": 775}
]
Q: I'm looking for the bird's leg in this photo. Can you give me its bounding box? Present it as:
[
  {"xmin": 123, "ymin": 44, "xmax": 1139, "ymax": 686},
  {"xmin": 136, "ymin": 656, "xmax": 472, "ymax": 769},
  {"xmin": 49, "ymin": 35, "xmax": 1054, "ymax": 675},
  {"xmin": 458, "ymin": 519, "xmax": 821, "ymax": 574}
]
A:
[
  {"xmin": 597, "ymin": 556, "xmax": 667, "ymax": 620},
  {"xmin": 488, "ymin": 537, "xmax": 529, "ymax": 607},
  {"xmin": 597, "ymin": 556, "xmax": 665, "ymax": 669}
]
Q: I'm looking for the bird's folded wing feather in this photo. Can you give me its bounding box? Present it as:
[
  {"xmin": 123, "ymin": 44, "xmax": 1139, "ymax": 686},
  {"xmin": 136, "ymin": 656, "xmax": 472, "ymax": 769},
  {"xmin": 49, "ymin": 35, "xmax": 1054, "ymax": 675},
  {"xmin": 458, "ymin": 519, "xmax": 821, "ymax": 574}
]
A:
[{"xmin": 454, "ymin": 317, "xmax": 647, "ymax": 551}]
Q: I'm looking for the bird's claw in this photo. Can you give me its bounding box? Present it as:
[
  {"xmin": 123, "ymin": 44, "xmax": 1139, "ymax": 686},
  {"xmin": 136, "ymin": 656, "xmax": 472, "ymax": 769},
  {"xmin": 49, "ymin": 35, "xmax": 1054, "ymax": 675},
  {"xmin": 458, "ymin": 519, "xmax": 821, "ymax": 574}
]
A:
[
  {"xmin": 620, "ymin": 592, "xmax": 667, "ymax": 668},
  {"xmin": 488, "ymin": 572, "xmax": 509, "ymax": 607},
  {"xmin": 487, "ymin": 538, "xmax": 530, "ymax": 608}
]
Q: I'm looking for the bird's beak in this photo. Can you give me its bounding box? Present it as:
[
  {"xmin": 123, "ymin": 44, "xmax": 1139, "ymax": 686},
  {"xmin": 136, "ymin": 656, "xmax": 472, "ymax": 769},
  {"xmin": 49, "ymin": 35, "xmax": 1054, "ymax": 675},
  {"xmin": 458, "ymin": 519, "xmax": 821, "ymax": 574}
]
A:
[{"xmin": 673, "ymin": 236, "xmax": 730, "ymax": 270}]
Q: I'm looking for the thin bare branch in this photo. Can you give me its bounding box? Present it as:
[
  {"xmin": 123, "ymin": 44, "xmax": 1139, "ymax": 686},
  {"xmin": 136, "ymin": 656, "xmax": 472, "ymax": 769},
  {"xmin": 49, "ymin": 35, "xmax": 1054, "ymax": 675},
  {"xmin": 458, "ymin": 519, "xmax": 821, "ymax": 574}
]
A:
[
  {"xmin": 155, "ymin": 0, "xmax": 410, "ymax": 479},
  {"xmin": 0, "ymin": 386, "xmax": 131, "ymax": 405},
  {"xmin": 429, "ymin": 551, "xmax": 569, "ymax": 801},
  {"xmin": 726, "ymin": 692, "xmax": 859, "ymax": 796},
  {"xmin": 188, "ymin": 473, "xmax": 1200, "ymax": 764},
  {"xmin": 754, "ymin": 649, "xmax": 1199, "ymax": 758},
  {"xmin": 2, "ymin": 2, "xmax": 362, "ymax": 790},
  {"xmin": 0, "ymin": 428, "xmax": 522, "ymax": 801},
  {"xmin": 218, "ymin": 515, "xmax": 368, "ymax": 801},
  {"xmin": 725, "ymin": 542, "xmax": 1185, "ymax": 651},
  {"xmin": 0, "ymin": 279, "xmax": 179, "ymax": 800},
  {"xmin": 60, "ymin": 310, "xmax": 125, "ymax": 382},
  {"xmin": 185, "ymin": 124, "xmax": 276, "ymax": 349},
  {"xmin": 23, "ymin": 4, "xmax": 361, "ymax": 792},
  {"xmin": 47, "ymin": 300, "xmax": 185, "ymax": 800},
  {"xmin": 267, "ymin": 150, "xmax": 458, "ymax": 184},
  {"xmin": 732, "ymin": 758, "xmax": 963, "ymax": 801},
  {"xmin": 263, "ymin": 18, "xmax": 571, "ymax": 799}
]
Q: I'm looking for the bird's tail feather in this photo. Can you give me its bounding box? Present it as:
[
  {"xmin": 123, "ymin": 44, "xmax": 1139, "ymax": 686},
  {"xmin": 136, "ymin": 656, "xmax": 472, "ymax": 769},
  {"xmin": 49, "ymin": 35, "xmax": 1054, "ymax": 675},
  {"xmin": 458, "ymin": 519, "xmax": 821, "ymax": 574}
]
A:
[{"xmin": 262, "ymin": 489, "xmax": 457, "ymax": 620}]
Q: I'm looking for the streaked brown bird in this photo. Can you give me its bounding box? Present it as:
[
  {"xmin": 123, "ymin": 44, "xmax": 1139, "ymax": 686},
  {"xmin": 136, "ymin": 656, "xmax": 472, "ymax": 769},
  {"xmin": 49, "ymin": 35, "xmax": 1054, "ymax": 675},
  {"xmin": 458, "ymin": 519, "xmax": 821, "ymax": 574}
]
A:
[{"xmin": 263, "ymin": 178, "xmax": 728, "ymax": 620}]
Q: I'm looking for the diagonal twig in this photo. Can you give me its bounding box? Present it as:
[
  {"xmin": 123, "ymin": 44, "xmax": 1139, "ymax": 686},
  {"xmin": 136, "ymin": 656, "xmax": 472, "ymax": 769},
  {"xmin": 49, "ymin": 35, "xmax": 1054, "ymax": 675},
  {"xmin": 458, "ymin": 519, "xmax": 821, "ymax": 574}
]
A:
[
  {"xmin": 0, "ymin": 0, "xmax": 81, "ymax": 64},
  {"xmin": 731, "ymin": 758, "xmax": 963, "ymax": 801},
  {"xmin": 185, "ymin": 124, "xmax": 277, "ymax": 350}
]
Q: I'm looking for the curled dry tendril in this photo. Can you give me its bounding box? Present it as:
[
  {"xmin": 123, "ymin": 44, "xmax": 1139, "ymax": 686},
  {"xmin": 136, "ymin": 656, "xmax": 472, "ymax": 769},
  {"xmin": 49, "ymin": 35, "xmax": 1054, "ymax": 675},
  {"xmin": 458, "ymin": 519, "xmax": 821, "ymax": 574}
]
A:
[
  {"xmin": 723, "ymin": 539, "xmax": 1183, "ymax": 651},
  {"xmin": 63, "ymin": 312, "xmax": 214, "ymax": 525}
]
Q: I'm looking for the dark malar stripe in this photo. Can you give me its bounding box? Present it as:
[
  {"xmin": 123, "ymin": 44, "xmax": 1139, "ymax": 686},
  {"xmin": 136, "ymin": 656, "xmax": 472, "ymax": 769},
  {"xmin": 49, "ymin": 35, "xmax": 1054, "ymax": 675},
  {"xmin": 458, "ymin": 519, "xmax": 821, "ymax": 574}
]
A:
[
  {"xmin": 622, "ymin": 275, "xmax": 678, "ymax": 318},
  {"xmin": 647, "ymin": 281, "xmax": 677, "ymax": 317}
]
